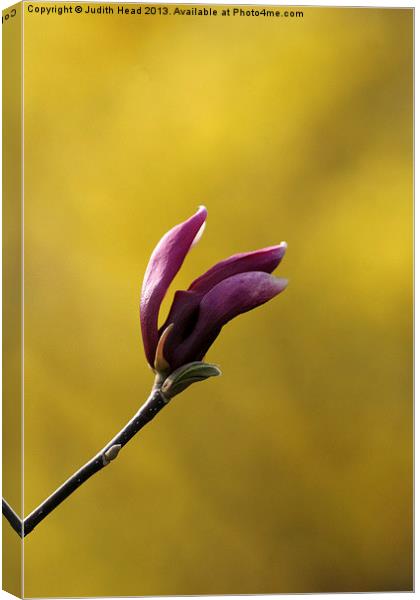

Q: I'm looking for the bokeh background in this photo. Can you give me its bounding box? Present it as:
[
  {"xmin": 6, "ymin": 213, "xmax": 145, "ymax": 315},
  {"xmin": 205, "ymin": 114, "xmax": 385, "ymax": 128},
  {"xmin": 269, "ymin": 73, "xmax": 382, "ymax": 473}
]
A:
[{"xmin": 11, "ymin": 3, "xmax": 413, "ymax": 596}]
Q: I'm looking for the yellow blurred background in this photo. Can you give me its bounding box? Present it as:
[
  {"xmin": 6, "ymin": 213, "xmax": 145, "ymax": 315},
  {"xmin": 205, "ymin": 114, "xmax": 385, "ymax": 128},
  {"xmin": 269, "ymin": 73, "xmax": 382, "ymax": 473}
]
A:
[{"xmin": 11, "ymin": 3, "xmax": 413, "ymax": 595}]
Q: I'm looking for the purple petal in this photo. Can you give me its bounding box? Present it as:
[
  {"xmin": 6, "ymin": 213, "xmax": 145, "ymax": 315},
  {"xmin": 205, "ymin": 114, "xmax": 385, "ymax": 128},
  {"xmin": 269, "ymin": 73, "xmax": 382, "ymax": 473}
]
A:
[
  {"xmin": 159, "ymin": 290, "xmax": 202, "ymax": 367},
  {"xmin": 175, "ymin": 271, "xmax": 288, "ymax": 367},
  {"xmin": 140, "ymin": 206, "xmax": 207, "ymax": 367},
  {"xmin": 189, "ymin": 243, "xmax": 286, "ymax": 294}
]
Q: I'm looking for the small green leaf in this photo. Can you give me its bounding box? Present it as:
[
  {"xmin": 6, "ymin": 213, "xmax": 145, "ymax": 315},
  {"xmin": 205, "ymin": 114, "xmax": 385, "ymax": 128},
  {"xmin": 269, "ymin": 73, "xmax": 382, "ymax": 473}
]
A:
[{"xmin": 161, "ymin": 361, "xmax": 222, "ymax": 399}]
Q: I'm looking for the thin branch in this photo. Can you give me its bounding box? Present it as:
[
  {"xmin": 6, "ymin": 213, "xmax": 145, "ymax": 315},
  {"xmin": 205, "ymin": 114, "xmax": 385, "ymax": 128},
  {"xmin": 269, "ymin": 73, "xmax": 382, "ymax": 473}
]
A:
[
  {"xmin": 2, "ymin": 383, "xmax": 168, "ymax": 537},
  {"xmin": 2, "ymin": 498, "xmax": 23, "ymax": 537}
]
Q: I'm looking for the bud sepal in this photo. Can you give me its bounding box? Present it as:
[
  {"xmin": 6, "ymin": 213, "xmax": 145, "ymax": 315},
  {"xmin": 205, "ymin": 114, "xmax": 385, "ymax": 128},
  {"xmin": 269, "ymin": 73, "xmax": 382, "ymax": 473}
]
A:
[{"xmin": 160, "ymin": 361, "xmax": 221, "ymax": 401}]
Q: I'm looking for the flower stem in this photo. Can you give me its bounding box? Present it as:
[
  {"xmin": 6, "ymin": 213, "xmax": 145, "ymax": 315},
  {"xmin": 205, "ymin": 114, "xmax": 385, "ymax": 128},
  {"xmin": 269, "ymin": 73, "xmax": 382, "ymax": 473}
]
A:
[{"xmin": 2, "ymin": 381, "xmax": 168, "ymax": 537}]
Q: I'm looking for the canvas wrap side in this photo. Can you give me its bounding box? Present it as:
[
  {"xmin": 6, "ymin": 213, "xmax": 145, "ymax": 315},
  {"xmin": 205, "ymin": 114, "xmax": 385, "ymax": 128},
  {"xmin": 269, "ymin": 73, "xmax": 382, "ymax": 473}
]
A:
[{"xmin": 2, "ymin": 1, "xmax": 24, "ymax": 595}]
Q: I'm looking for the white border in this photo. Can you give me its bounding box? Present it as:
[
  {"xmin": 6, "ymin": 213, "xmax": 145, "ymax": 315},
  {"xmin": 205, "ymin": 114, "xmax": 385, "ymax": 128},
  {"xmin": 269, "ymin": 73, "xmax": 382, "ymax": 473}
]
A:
[{"xmin": 0, "ymin": 1, "xmax": 415, "ymax": 600}]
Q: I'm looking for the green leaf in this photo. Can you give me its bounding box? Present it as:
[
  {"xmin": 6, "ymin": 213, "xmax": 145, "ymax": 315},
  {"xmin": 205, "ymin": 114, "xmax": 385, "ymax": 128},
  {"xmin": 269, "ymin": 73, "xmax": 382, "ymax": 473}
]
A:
[{"xmin": 161, "ymin": 361, "xmax": 222, "ymax": 399}]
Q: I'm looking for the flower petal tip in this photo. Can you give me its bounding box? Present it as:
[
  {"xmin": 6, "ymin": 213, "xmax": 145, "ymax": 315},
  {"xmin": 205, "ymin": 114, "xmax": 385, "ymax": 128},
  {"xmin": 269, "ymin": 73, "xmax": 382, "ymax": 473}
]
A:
[
  {"xmin": 192, "ymin": 221, "xmax": 206, "ymax": 247},
  {"xmin": 196, "ymin": 205, "xmax": 208, "ymax": 219},
  {"xmin": 275, "ymin": 277, "xmax": 288, "ymax": 292}
]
